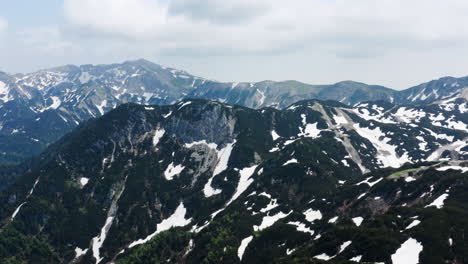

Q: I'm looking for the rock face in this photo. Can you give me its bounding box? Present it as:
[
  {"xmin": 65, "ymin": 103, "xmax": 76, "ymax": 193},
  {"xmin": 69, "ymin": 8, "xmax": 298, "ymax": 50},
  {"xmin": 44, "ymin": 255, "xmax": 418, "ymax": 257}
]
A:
[
  {"xmin": 1, "ymin": 59, "xmax": 468, "ymax": 163},
  {"xmin": 0, "ymin": 99, "xmax": 467, "ymax": 263}
]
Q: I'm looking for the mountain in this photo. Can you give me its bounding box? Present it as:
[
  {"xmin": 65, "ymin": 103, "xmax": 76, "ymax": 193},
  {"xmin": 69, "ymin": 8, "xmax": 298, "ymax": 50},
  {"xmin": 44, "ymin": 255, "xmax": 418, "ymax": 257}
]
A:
[
  {"xmin": 0, "ymin": 98, "xmax": 466, "ymax": 263},
  {"xmin": 397, "ymin": 76, "xmax": 468, "ymax": 105},
  {"xmin": 0, "ymin": 59, "xmax": 467, "ymax": 165},
  {"xmin": 0, "ymin": 59, "xmax": 205, "ymax": 164},
  {"xmin": 188, "ymin": 80, "xmax": 396, "ymax": 108}
]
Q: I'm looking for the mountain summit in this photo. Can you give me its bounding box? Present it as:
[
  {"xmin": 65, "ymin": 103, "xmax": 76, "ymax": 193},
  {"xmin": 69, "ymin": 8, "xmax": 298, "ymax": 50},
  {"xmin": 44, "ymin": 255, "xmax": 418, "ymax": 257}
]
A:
[{"xmin": 0, "ymin": 60, "xmax": 467, "ymax": 165}]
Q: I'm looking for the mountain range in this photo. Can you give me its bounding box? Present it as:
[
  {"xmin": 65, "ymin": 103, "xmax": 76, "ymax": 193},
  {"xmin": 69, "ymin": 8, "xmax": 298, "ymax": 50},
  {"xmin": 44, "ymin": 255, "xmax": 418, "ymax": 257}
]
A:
[
  {"xmin": 0, "ymin": 59, "xmax": 467, "ymax": 164},
  {"xmin": 0, "ymin": 94, "xmax": 467, "ymax": 263}
]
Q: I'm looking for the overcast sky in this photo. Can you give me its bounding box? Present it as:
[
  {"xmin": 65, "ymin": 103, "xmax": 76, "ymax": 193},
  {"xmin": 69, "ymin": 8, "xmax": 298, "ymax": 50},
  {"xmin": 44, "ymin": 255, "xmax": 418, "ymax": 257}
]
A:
[{"xmin": 1, "ymin": 0, "xmax": 468, "ymax": 89}]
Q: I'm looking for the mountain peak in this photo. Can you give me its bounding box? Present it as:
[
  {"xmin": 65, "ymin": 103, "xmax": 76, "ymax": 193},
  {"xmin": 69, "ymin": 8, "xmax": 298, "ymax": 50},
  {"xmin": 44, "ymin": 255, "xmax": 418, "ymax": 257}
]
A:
[
  {"xmin": 123, "ymin": 58, "xmax": 159, "ymax": 67},
  {"xmin": 0, "ymin": 60, "xmax": 467, "ymax": 164},
  {"xmin": 335, "ymin": 80, "xmax": 364, "ymax": 85}
]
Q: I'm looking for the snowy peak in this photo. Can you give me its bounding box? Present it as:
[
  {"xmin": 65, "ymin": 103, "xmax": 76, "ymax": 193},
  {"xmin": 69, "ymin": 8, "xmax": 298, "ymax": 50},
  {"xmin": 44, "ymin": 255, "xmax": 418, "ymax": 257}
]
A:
[
  {"xmin": 0, "ymin": 61, "xmax": 213, "ymax": 163},
  {"xmin": 398, "ymin": 75, "xmax": 468, "ymax": 104},
  {"xmin": 1, "ymin": 59, "xmax": 468, "ymax": 165}
]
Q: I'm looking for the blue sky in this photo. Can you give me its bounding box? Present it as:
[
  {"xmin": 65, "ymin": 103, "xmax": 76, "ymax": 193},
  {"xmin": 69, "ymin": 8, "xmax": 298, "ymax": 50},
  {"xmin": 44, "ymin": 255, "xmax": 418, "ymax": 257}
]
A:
[
  {"xmin": 1, "ymin": 0, "xmax": 468, "ymax": 90},
  {"xmin": 2, "ymin": 0, "xmax": 62, "ymax": 28}
]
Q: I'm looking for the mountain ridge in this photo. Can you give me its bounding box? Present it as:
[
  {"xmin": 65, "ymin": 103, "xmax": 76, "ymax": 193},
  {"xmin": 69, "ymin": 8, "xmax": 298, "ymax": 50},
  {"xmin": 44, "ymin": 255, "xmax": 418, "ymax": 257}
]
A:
[
  {"xmin": 5, "ymin": 58, "xmax": 468, "ymax": 94},
  {"xmin": 0, "ymin": 97, "xmax": 467, "ymax": 263},
  {"xmin": 0, "ymin": 59, "xmax": 467, "ymax": 165}
]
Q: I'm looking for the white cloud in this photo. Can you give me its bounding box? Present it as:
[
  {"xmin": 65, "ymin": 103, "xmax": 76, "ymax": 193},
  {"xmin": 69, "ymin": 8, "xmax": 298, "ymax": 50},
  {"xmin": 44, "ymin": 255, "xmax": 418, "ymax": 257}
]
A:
[
  {"xmin": 63, "ymin": 0, "xmax": 167, "ymax": 38},
  {"xmin": 0, "ymin": 17, "xmax": 8, "ymax": 33},
  {"xmin": 61, "ymin": 0, "xmax": 468, "ymax": 58},
  {"xmin": 0, "ymin": 17, "xmax": 8, "ymax": 49},
  {"xmin": 3, "ymin": 0, "xmax": 468, "ymax": 89},
  {"xmin": 168, "ymin": 0, "xmax": 271, "ymax": 24},
  {"xmin": 17, "ymin": 27, "xmax": 74, "ymax": 55}
]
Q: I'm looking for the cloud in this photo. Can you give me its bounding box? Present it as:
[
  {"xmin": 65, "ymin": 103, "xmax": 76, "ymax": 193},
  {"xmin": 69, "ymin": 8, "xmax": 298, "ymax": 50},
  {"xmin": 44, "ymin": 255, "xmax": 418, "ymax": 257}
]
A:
[
  {"xmin": 63, "ymin": 0, "xmax": 167, "ymax": 38},
  {"xmin": 61, "ymin": 0, "xmax": 468, "ymax": 59},
  {"xmin": 0, "ymin": 17, "xmax": 7, "ymax": 33},
  {"xmin": 17, "ymin": 27, "xmax": 74, "ymax": 55},
  {"xmin": 0, "ymin": 25, "xmax": 84, "ymax": 74},
  {"xmin": 0, "ymin": 17, "xmax": 8, "ymax": 48},
  {"xmin": 4, "ymin": 0, "xmax": 468, "ymax": 89},
  {"xmin": 168, "ymin": 0, "xmax": 270, "ymax": 24}
]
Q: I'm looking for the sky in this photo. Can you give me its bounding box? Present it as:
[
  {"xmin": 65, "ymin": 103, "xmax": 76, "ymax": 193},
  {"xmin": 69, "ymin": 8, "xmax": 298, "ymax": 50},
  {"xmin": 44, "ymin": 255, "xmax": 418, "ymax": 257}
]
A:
[{"xmin": 1, "ymin": 0, "xmax": 468, "ymax": 89}]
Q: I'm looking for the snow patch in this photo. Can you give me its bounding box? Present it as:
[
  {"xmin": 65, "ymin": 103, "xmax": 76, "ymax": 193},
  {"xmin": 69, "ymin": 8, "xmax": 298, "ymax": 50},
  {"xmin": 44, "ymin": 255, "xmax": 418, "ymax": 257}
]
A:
[
  {"xmin": 79, "ymin": 71, "xmax": 93, "ymax": 83},
  {"xmin": 211, "ymin": 165, "xmax": 258, "ymax": 219},
  {"xmin": 11, "ymin": 202, "xmax": 26, "ymax": 220},
  {"xmin": 129, "ymin": 202, "xmax": 191, "ymax": 248},
  {"xmin": 185, "ymin": 140, "xmax": 218, "ymax": 150},
  {"xmin": 178, "ymin": 101, "xmax": 192, "ymax": 110},
  {"xmin": 75, "ymin": 247, "xmax": 89, "ymax": 259},
  {"xmin": 314, "ymin": 253, "xmax": 332, "ymax": 261},
  {"xmin": 259, "ymin": 195, "xmax": 279, "ymax": 213},
  {"xmin": 341, "ymin": 159, "xmax": 350, "ymax": 167},
  {"xmin": 350, "ymin": 255, "xmax": 362, "ymax": 262},
  {"xmin": 238, "ymin": 236, "xmax": 253, "ymax": 260},
  {"xmin": 283, "ymin": 158, "xmax": 298, "ymax": 166},
  {"xmin": 96, "ymin": 100, "xmax": 107, "ymax": 116},
  {"xmin": 394, "ymin": 107, "xmax": 426, "ymax": 123},
  {"xmin": 405, "ymin": 219, "xmax": 421, "ymax": 230},
  {"xmin": 91, "ymin": 178, "xmax": 127, "ymax": 263},
  {"xmin": 164, "ymin": 162, "xmax": 185, "ymax": 180},
  {"xmin": 271, "ymin": 130, "xmax": 280, "ymax": 141},
  {"xmin": 437, "ymin": 165, "xmax": 468, "ymax": 173},
  {"xmin": 256, "ymin": 89, "xmax": 266, "ymax": 106},
  {"xmin": 163, "ymin": 111, "xmax": 173, "ymax": 118},
  {"xmin": 40, "ymin": 96, "xmax": 61, "ymax": 112},
  {"xmin": 299, "ymin": 114, "xmax": 321, "ymax": 138},
  {"xmin": 203, "ymin": 141, "xmax": 236, "ymax": 197},
  {"xmin": 333, "ymin": 113, "xmax": 348, "ymax": 125},
  {"xmin": 288, "ymin": 221, "xmax": 314, "ymax": 235},
  {"xmin": 338, "ymin": 241, "xmax": 352, "ymax": 254},
  {"xmin": 391, "ymin": 238, "xmax": 423, "ymax": 264},
  {"xmin": 152, "ymin": 128, "xmax": 165, "ymax": 147},
  {"xmin": 426, "ymin": 192, "xmax": 449, "ymax": 209},
  {"xmin": 80, "ymin": 177, "xmax": 90, "ymax": 187},
  {"xmin": 352, "ymin": 217, "xmax": 364, "ymax": 227},
  {"xmin": 254, "ymin": 211, "xmax": 291, "ymax": 231},
  {"xmin": 353, "ymin": 124, "xmax": 410, "ymax": 168},
  {"xmin": 226, "ymin": 165, "xmax": 258, "ymax": 207},
  {"xmin": 356, "ymin": 176, "xmax": 382, "ymax": 187},
  {"xmin": 304, "ymin": 208, "xmax": 322, "ymax": 222},
  {"xmin": 92, "ymin": 216, "xmax": 115, "ymax": 263}
]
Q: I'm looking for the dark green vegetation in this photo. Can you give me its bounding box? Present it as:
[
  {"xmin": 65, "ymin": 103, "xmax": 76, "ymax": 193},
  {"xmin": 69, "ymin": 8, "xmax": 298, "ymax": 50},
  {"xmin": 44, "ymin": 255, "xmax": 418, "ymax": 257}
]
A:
[
  {"xmin": 0, "ymin": 226, "xmax": 59, "ymax": 263},
  {"xmin": 0, "ymin": 98, "xmax": 466, "ymax": 263},
  {"xmin": 116, "ymin": 229, "xmax": 192, "ymax": 264}
]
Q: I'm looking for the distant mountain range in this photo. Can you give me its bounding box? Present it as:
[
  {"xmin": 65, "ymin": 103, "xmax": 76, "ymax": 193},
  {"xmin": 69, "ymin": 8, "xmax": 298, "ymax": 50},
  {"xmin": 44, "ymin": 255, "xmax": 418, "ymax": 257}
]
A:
[
  {"xmin": 0, "ymin": 98, "xmax": 467, "ymax": 263},
  {"xmin": 0, "ymin": 59, "xmax": 467, "ymax": 164}
]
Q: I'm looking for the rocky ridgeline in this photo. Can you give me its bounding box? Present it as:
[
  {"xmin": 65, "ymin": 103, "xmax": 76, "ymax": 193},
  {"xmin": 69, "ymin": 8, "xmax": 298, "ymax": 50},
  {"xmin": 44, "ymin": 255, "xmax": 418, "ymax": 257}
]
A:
[{"xmin": 0, "ymin": 59, "xmax": 467, "ymax": 164}]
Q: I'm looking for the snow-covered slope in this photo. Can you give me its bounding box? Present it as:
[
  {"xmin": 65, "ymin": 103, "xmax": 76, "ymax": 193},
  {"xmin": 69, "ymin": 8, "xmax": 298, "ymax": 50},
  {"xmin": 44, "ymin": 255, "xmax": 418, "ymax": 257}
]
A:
[
  {"xmin": 396, "ymin": 76, "xmax": 468, "ymax": 105},
  {"xmin": 1, "ymin": 60, "xmax": 468, "ymax": 164},
  {"xmin": 0, "ymin": 60, "xmax": 207, "ymax": 163},
  {"xmin": 1, "ymin": 99, "xmax": 467, "ymax": 263}
]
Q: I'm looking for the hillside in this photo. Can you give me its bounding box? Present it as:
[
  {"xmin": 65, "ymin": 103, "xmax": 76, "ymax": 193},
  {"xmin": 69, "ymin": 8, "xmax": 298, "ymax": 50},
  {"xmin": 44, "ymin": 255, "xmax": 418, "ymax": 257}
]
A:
[{"xmin": 0, "ymin": 98, "xmax": 466, "ymax": 263}]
